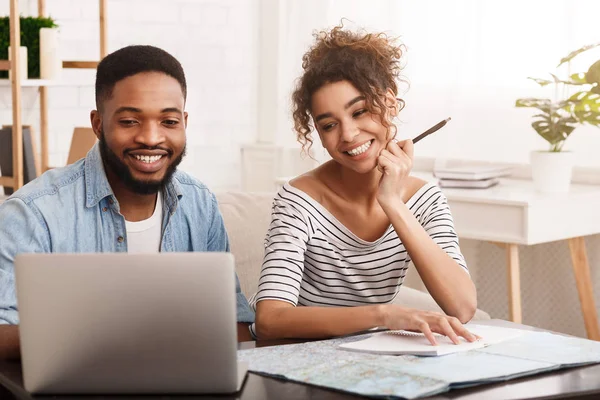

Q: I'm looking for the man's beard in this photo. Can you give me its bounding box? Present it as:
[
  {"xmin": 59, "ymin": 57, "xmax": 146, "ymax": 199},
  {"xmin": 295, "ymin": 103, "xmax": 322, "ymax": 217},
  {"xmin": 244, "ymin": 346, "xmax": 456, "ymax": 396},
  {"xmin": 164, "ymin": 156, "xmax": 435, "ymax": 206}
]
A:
[{"xmin": 99, "ymin": 135, "xmax": 186, "ymax": 195}]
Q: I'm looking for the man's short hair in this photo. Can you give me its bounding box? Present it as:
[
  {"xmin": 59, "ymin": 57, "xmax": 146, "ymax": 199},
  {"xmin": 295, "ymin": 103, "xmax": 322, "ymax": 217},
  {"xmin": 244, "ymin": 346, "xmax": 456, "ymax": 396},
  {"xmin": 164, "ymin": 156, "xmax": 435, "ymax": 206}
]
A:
[{"xmin": 95, "ymin": 45, "xmax": 187, "ymax": 111}]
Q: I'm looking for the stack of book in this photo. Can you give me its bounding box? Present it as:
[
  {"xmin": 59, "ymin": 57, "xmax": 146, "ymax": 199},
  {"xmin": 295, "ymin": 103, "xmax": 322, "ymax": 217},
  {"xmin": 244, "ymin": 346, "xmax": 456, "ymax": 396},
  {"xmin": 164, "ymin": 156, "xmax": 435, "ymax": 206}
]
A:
[{"xmin": 433, "ymin": 164, "xmax": 512, "ymax": 189}]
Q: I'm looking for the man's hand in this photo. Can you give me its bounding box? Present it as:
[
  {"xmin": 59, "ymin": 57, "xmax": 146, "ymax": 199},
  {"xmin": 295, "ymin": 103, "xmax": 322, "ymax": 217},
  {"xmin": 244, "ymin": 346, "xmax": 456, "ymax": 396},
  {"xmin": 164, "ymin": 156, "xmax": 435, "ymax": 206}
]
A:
[
  {"xmin": 0, "ymin": 325, "xmax": 20, "ymax": 360},
  {"xmin": 237, "ymin": 323, "xmax": 252, "ymax": 342}
]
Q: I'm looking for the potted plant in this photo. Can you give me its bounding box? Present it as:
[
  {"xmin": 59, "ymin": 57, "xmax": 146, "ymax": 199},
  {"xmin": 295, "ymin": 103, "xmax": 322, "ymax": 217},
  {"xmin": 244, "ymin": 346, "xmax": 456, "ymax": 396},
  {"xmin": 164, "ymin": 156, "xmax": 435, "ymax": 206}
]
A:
[
  {"xmin": 516, "ymin": 43, "xmax": 600, "ymax": 193},
  {"xmin": 0, "ymin": 16, "xmax": 57, "ymax": 79}
]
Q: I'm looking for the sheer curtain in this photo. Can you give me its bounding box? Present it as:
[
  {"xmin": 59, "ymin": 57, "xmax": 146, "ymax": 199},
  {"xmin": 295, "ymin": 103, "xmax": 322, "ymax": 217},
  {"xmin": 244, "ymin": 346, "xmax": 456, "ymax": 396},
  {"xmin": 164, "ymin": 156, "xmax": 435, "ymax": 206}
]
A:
[{"xmin": 275, "ymin": 0, "xmax": 600, "ymax": 167}]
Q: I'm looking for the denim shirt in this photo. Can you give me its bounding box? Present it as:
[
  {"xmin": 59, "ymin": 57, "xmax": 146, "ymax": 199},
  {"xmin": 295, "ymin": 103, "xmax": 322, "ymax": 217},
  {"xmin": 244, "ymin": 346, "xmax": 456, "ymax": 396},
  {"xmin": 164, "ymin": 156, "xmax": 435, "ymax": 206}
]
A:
[{"xmin": 0, "ymin": 143, "xmax": 255, "ymax": 325}]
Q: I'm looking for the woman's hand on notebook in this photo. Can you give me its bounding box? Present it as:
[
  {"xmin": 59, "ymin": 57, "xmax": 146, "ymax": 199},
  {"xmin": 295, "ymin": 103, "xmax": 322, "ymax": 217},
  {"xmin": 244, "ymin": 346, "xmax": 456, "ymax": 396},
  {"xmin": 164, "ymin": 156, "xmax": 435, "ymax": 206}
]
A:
[{"xmin": 380, "ymin": 305, "xmax": 478, "ymax": 346}]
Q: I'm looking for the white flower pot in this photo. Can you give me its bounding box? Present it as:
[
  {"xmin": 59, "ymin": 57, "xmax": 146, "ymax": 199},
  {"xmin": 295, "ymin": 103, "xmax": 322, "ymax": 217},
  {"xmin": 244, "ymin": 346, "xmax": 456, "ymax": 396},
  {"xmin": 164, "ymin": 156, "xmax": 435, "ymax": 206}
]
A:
[
  {"xmin": 39, "ymin": 27, "xmax": 61, "ymax": 80},
  {"xmin": 8, "ymin": 46, "xmax": 28, "ymax": 80},
  {"xmin": 530, "ymin": 151, "xmax": 573, "ymax": 193}
]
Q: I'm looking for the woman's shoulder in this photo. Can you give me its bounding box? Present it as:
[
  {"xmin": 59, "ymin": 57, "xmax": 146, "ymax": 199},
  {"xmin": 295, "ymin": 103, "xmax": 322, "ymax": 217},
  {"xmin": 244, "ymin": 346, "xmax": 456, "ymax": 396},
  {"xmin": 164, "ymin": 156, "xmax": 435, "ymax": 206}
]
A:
[
  {"xmin": 288, "ymin": 166, "xmax": 328, "ymax": 204},
  {"xmin": 403, "ymin": 175, "xmax": 434, "ymax": 202}
]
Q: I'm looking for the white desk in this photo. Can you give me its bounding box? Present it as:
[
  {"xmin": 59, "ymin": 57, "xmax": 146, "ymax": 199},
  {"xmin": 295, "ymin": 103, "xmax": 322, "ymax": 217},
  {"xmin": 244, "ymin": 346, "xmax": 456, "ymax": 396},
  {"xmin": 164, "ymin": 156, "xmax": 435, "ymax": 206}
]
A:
[
  {"xmin": 413, "ymin": 173, "xmax": 600, "ymax": 340},
  {"xmin": 276, "ymin": 175, "xmax": 600, "ymax": 340}
]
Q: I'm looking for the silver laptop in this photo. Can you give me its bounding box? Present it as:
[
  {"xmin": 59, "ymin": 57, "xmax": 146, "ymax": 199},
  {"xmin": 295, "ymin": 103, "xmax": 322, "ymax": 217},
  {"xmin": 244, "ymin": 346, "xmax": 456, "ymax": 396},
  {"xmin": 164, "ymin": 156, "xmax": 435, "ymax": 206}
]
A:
[{"xmin": 14, "ymin": 252, "xmax": 248, "ymax": 395}]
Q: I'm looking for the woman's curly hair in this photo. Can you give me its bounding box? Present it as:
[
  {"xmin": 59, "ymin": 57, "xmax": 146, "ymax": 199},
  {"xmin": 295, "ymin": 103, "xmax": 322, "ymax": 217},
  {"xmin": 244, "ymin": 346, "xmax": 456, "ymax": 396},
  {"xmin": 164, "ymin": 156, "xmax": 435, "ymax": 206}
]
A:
[{"xmin": 292, "ymin": 25, "xmax": 406, "ymax": 155}]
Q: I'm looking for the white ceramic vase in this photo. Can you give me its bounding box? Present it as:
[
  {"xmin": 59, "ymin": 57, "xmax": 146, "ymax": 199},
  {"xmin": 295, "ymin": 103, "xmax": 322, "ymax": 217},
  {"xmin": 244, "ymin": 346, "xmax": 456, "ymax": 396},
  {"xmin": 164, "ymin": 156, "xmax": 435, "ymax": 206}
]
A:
[
  {"xmin": 530, "ymin": 151, "xmax": 573, "ymax": 193},
  {"xmin": 39, "ymin": 27, "xmax": 61, "ymax": 80},
  {"xmin": 8, "ymin": 46, "xmax": 28, "ymax": 80}
]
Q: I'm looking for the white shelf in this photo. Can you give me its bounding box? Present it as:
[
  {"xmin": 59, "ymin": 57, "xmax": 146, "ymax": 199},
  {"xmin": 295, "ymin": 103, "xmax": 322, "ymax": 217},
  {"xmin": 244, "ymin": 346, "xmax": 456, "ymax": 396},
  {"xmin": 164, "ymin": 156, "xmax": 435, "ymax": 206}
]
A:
[{"xmin": 0, "ymin": 79, "xmax": 93, "ymax": 87}]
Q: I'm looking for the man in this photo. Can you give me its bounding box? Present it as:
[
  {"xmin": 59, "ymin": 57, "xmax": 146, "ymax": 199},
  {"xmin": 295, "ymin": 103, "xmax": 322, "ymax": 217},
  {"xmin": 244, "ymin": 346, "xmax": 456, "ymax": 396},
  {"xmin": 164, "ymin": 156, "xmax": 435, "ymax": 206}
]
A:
[{"xmin": 0, "ymin": 45, "xmax": 254, "ymax": 359}]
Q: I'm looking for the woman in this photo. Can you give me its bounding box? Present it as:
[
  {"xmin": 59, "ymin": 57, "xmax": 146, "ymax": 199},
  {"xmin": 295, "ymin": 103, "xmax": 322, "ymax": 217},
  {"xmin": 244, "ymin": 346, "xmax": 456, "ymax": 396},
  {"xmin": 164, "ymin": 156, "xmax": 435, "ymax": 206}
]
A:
[{"xmin": 253, "ymin": 26, "xmax": 477, "ymax": 345}]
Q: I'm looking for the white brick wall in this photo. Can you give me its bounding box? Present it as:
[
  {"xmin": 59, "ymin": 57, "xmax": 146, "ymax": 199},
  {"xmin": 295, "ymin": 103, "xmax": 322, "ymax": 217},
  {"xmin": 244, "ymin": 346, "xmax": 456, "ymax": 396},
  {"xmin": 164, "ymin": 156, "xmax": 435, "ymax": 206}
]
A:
[{"xmin": 0, "ymin": 0, "xmax": 259, "ymax": 191}]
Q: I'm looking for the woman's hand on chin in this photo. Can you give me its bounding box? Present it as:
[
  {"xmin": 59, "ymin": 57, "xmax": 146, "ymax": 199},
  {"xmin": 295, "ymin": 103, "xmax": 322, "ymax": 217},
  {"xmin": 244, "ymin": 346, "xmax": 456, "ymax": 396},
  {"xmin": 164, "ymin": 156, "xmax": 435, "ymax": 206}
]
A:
[{"xmin": 376, "ymin": 139, "xmax": 414, "ymax": 208}]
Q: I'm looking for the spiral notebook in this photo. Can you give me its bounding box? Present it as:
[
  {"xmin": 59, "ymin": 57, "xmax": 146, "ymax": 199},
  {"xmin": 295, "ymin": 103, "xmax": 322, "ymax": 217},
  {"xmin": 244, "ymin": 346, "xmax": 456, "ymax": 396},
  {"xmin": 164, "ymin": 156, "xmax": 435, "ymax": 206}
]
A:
[{"xmin": 339, "ymin": 324, "xmax": 527, "ymax": 356}]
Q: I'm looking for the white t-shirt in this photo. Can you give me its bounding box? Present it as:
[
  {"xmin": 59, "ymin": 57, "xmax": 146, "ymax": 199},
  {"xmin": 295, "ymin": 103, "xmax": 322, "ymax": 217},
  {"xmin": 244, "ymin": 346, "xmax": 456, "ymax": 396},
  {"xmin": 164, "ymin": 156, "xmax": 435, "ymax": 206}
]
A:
[{"xmin": 125, "ymin": 193, "xmax": 163, "ymax": 253}]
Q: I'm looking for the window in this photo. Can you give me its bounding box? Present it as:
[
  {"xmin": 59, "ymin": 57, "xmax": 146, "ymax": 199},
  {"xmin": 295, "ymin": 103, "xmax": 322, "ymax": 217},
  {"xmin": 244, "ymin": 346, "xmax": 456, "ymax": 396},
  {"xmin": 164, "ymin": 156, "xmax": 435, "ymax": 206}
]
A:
[{"xmin": 276, "ymin": 0, "xmax": 599, "ymax": 166}]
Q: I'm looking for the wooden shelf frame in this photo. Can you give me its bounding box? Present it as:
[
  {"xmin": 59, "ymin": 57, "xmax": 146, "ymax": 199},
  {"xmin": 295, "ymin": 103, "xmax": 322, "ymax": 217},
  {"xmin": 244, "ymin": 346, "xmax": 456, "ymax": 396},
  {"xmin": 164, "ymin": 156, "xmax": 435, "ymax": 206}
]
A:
[{"xmin": 0, "ymin": 0, "xmax": 108, "ymax": 191}]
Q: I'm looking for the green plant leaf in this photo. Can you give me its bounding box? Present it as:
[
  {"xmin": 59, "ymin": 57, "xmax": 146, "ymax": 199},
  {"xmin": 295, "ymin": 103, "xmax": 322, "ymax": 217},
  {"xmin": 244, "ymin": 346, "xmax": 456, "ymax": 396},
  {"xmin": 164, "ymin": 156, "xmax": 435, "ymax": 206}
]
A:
[
  {"xmin": 515, "ymin": 98, "xmax": 551, "ymax": 111},
  {"xmin": 531, "ymin": 114, "xmax": 577, "ymax": 145},
  {"xmin": 571, "ymin": 72, "xmax": 588, "ymax": 84},
  {"xmin": 0, "ymin": 16, "xmax": 58, "ymax": 79},
  {"xmin": 558, "ymin": 43, "xmax": 600, "ymax": 67},
  {"xmin": 527, "ymin": 77, "xmax": 553, "ymax": 86},
  {"xmin": 548, "ymin": 72, "xmax": 590, "ymax": 86},
  {"xmin": 576, "ymin": 110, "xmax": 600, "ymax": 125},
  {"xmin": 558, "ymin": 99, "xmax": 580, "ymax": 109},
  {"xmin": 565, "ymin": 91, "xmax": 600, "ymax": 125},
  {"xmin": 584, "ymin": 115, "xmax": 600, "ymax": 126},
  {"xmin": 568, "ymin": 91, "xmax": 591, "ymax": 102},
  {"xmin": 586, "ymin": 60, "xmax": 600, "ymax": 85},
  {"xmin": 550, "ymin": 73, "xmax": 562, "ymax": 83}
]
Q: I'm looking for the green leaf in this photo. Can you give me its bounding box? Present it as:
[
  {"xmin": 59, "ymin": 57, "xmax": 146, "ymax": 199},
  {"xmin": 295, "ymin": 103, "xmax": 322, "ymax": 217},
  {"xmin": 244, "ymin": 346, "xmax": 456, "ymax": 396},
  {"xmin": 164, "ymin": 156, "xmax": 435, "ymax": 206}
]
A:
[
  {"xmin": 586, "ymin": 60, "xmax": 600, "ymax": 85},
  {"xmin": 550, "ymin": 73, "xmax": 561, "ymax": 83},
  {"xmin": 568, "ymin": 91, "xmax": 591, "ymax": 102},
  {"xmin": 558, "ymin": 99, "xmax": 579, "ymax": 109},
  {"xmin": 528, "ymin": 73, "xmax": 588, "ymax": 87},
  {"xmin": 531, "ymin": 114, "xmax": 578, "ymax": 145},
  {"xmin": 550, "ymin": 72, "xmax": 590, "ymax": 86},
  {"xmin": 565, "ymin": 91, "xmax": 600, "ymax": 124},
  {"xmin": 585, "ymin": 116, "xmax": 600, "ymax": 126},
  {"xmin": 527, "ymin": 77, "xmax": 553, "ymax": 86},
  {"xmin": 0, "ymin": 16, "xmax": 58, "ymax": 79},
  {"xmin": 516, "ymin": 98, "xmax": 551, "ymax": 109},
  {"xmin": 576, "ymin": 110, "xmax": 600, "ymax": 125},
  {"xmin": 558, "ymin": 43, "xmax": 600, "ymax": 67},
  {"xmin": 571, "ymin": 72, "xmax": 588, "ymax": 84}
]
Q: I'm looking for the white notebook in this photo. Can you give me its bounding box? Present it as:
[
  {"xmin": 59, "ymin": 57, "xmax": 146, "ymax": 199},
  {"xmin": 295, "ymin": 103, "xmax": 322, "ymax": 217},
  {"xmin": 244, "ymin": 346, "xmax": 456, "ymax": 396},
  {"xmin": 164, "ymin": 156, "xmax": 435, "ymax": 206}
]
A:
[
  {"xmin": 438, "ymin": 177, "xmax": 499, "ymax": 189},
  {"xmin": 433, "ymin": 165, "xmax": 512, "ymax": 181},
  {"xmin": 339, "ymin": 324, "xmax": 527, "ymax": 356}
]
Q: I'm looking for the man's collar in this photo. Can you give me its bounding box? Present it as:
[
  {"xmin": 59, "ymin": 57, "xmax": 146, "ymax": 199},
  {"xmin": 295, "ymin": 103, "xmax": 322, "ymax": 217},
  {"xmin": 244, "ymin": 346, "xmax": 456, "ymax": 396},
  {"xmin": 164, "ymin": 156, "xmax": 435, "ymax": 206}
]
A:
[
  {"xmin": 84, "ymin": 142, "xmax": 115, "ymax": 208},
  {"xmin": 84, "ymin": 142, "xmax": 183, "ymax": 209}
]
